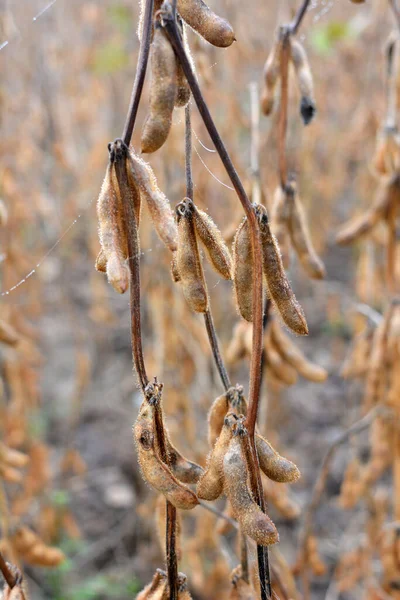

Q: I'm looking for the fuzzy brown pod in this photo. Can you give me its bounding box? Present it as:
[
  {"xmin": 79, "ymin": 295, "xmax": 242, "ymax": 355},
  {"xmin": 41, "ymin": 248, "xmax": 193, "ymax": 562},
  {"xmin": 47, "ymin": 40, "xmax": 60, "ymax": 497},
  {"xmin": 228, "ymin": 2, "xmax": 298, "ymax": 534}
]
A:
[
  {"xmin": 286, "ymin": 184, "xmax": 326, "ymax": 280},
  {"xmin": 175, "ymin": 199, "xmax": 208, "ymax": 313},
  {"xmin": 1, "ymin": 565, "xmax": 27, "ymax": 600},
  {"xmin": 141, "ymin": 23, "xmax": 177, "ymax": 154},
  {"xmin": 192, "ymin": 202, "xmax": 233, "ymax": 280},
  {"xmin": 270, "ymin": 186, "xmax": 290, "ymax": 269},
  {"xmin": 338, "ymin": 457, "xmax": 365, "ymax": 509},
  {"xmin": 0, "ymin": 198, "xmax": 8, "ymax": 226},
  {"xmin": 270, "ymin": 319, "xmax": 328, "ymax": 382},
  {"xmin": 372, "ymin": 126, "xmax": 400, "ymax": 176},
  {"xmin": 175, "ymin": 21, "xmax": 192, "ymax": 108},
  {"xmin": 229, "ymin": 565, "xmax": 257, "ymax": 599},
  {"xmin": 261, "ymin": 38, "xmax": 281, "ymax": 116},
  {"xmin": 233, "ymin": 217, "xmax": 254, "ymax": 322},
  {"xmin": 134, "ymin": 403, "xmax": 198, "ymax": 509},
  {"xmin": 255, "ymin": 203, "xmax": 308, "ymax": 335},
  {"xmin": 177, "ymin": 0, "xmax": 235, "ymax": 48},
  {"xmin": 136, "ymin": 569, "xmax": 168, "ymax": 600},
  {"xmin": 208, "ymin": 385, "xmax": 247, "ymax": 447},
  {"xmin": 166, "ymin": 437, "xmax": 204, "ymax": 484},
  {"xmin": 341, "ymin": 327, "xmax": 373, "ymax": 380},
  {"xmin": 255, "ymin": 434, "xmax": 300, "ymax": 483},
  {"xmin": 264, "ymin": 332, "xmax": 298, "ymax": 385},
  {"xmin": 363, "ymin": 304, "xmax": 394, "ymax": 410},
  {"xmin": 197, "ymin": 413, "xmax": 237, "ymax": 501},
  {"xmin": 128, "ymin": 150, "xmax": 178, "ymax": 252},
  {"xmin": 226, "ymin": 321, "xmax": 249, "ymax": 365},
  {"xmin": 289, "ymin": 39, "xmax": 316, "ymax": 125},
  {"xmin": 12, "ymin": 526, "xmax": 65, "ymax": 567},
  {"xmin": 0, "ymin": 321, "xmax": 20, "ymax": 346},
  {"xmin": 263, "ymin": 476, "xmax": 301, "ymax": 520},
  {"xmin": 223, "ymin": 436, "xmax": 278, "ymax": 546},
  {"xmin": 336, "ymin": 174, "xmax": 400, "ymax": 245}
]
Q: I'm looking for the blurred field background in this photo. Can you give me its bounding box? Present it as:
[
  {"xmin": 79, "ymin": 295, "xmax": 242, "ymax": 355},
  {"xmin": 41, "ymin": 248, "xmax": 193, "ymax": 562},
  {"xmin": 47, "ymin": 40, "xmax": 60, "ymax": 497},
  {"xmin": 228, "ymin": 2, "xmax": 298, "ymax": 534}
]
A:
[{"xmin": 0, "ymin": 0, "xmax": 397, "ymax": 598}]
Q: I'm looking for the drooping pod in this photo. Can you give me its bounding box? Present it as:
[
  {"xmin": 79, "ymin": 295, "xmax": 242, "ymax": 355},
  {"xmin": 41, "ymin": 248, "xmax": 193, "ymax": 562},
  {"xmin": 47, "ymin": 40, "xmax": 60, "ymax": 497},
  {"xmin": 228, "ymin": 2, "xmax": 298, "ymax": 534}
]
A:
[
  {"xmin": 141, "ymin": 23, "xmax": 177, "ymax": 153},
  {"xmin": 264, "ymin": 331, "xmax": 298, "ymax": 386},
  {"xmin": 96, "ymin": 164, "xmax": 130, "ymax": 294},
  {"xmin": 223, "ymin": 436, "xmax": 279, "ymax": 546},
  {"xmin": 175, "ymin": 199, "xmax": 208, "ymax": 313},
  {"xmin": 175, "ymin": 20, "xmax": 192, "ymax": 108},
  {"xmin": 177, "ymin": 0, "xmax": 235, "ymax": 48},
  {"xmin": 255, "ymin": 434, "xmax": 300, "ymax": 483},
  {"xmin": 192, "ymin": 202, "xmax": 233, "ymax": 280},
  {"xmin": 261, "ymin": 38, "xmax": 281, "ymax": 116},
  {"xmin": 0, "ymin": 320, "xmax": 20, "ymax": 346},
  {"xmin": 166, "ymin": 437, "xmax": 204, "ymax": 484},
  {"xmin": 171, "ymin": 252, "xmax": 181, "ymax": 282},
  {"xmin": 134, "ymin": 403, "xmax": 199, "ymax": 510},
  {"xmin": 233, "ymin": 217, "xmax": 254, "ymax": 322},
  {"xmin": 286, "ymin": 184, "xmax": 326, "ymax": 280},
  {"xmin": 136, "ymin": 569, "xmax": 168, "ymax": 600},
  {"xmin": 289, "ymin": 39, "xmax": 316, "ymax": 125},
  {"xmin": 255, "ymin": 204, "xmax": 308, "ymax": 335},
  {"xmin": 128, "ymin": 150, "xmax": 178, "ymax": 251},
  {"xmin": 372, "ymin": 126, "xmax": 400, "ymax": 177},
  {"xmin": 229, "ymin": 565, "xmax": 257, "ymax": 599},
  {"xmin": 270, "ymin": 186, "xmax": 290, "ymax": 269},
  {"xmin": 270, "ymin": 319, "xmax": 328, "ymax": 382},
  {"xmin": 197, "ymin": 414, "xmax": 237, "ymax": 501},
  {"xmin": 208, "ymin": 391, "xmax": 229, "ymax": 448}
]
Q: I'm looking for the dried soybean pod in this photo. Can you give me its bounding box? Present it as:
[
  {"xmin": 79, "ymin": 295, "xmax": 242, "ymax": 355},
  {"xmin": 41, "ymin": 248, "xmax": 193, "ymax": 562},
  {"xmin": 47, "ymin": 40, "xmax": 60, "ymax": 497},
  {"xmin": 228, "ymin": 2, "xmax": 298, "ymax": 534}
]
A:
[
  {"xmin": 224, "ymin": 436, "xmax": 279, "ymax": 546},
  {"xmin": 336, "ymin": 176, "xmax": 400, "ymax": 245},
  {"xmin": 165, "ymin": 437, "xmax": 204, "ymax": 483},
  {"xmin": 177, "ymin": 0, "xmax": 235, "ymax": 48},
  {"xmin": 175, "ymin": 21, "xmax": 191, "ymax": 108},
  {"xmin": 171, "ymin": 252, "xmax": 181, "ymax": 282},
  {"xmin": 270, "ymin": 320, "xmax": 328, "ymax": 382},
  {"xmin": 286, "ymin": 187, "xmax": 326, "ymax": 280},
  {"xmin": 136, "ymin": 570, "xmax": 168, "ymax": 600},
  {"xmin": 341, "ymin": 327, "xmax": 373, "ymax": 379},
  {"xmin": 96, "ymin": 165, "xmax": 129, "ymax": 294},
  {"xmin": 364, "ymin": 304, "xmax": 394, "ymax": 410},
  {"xmin": 229, "ymin": 565, "xmax": 257, "ymax": 599},
  {"xmin": 176, "ymin": 199, "xmax": 208, "ymax": 312},
  {"xmin": 192, "ymin": 202, "xmax": 233, "ymax": 279},
  {"xmin": 227, "ymin": 384, "xmax": 248, "ymax": 417},
  {"xmin": 0, "ymin": 321, "xmax": 20, "ymax": 346},
  {"xmin": 233, "ymin": 218, "xmax": 254, "ymax": 322},
  {"xmin": 271, "ymin": 186, "xmax": 290, "ymax": 269},
  {"xmin": 261, "ymin": 38, "xmax": 281, "ymax": 116},
  {"xmin": 128, "ymin": 150, "xmax": 178, "ymax": 251},
  {"xmin": 208, "ymin": 391, "xmax": 229, "ymax": 447},
  {"xmin": 255, "ymin": 204, "xmax": 308, "ymax": 335},
  {"xmin": 255, "ymin": 434, "xmax": 300, "ymax": 483},
  {"xmin": 197, "ymin": 413, "xmax": 237, "ymax": 501},
  {"xmin": 141, "ymin": 23, "xmax": 177, "ymax": 154},
  {"xmin": 95, "ymin": 249, "xmax": 107, "ymax": 273},
  {"xmin": 134, "ymin": 403, "xmax": 198, "ymax": 509},
  {"xmin": 289, "ymin": 38, "xmax": 316, "ymax": 125},
  {"xmin": 264, "ymin": 331, "xmax": 298, "ymax": 386}
]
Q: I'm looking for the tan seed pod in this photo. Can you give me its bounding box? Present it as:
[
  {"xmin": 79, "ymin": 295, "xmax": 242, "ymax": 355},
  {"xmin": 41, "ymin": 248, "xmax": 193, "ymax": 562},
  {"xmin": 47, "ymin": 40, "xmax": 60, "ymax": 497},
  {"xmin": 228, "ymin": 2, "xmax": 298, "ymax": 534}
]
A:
[
  {"xmin": 175, "ymin": 22, "xmax": 192, "ymax": 108},
  {"xmin": 176, "ymin": 199, "xmax": 208, "ymax": 313},
  {"xmin": 136, "ymin": 569, "xmax": 168, "ymax": 600},
  {"xmin": 286, "ymin": 185, "xmax": 326, "ymax": 280},
  {"xmin": 255, "ymin": 204, "xmax": 308, "ymax": 335},
  {"xmin": 171, "ymin": 252, "xmax": 181, "ymax": 282},
  {"xmin": 24, "ymin": 544, "xmax": 65, "ymax": 567},
  {"xmin": 192, "ymin": 202, "xmax": 233, "ymax": 280},
  {"xmin": 233, "ymin": 218, "xmax": 254, "ymax": 322},
  {"xmin": 255, "ymin": 434, "xmax": 300, "ymax": 483},
  {"xmin": 0, "ymin": 444, "xmax": 29, "ymax": 469},
  {"xmin": 208, "ymin": 391, "xmax": 229, "ymax": 448},
  {"xmin": 270, "ymin": 319, "xmax": 328, "ymax": 382},
  {"xmin": 223, "ymin": 436, "xmax": 278, "ymax": 546},
  {"xmin": 96, "ymin": 165, "xmax": 129, "ymax": 294},
  {"xmin": 166, "ymin": 437, "xmax": 204, "ymax": 484},
  {"xmin": 270, "ymin": 186, "xmax": 290, "ymax": 269},
  {"xmin": 264, "ymin": 331, "xmax": 298, "ymax": 386},
  {"xmin": 289, "ymin": 39, "xmax": 316, "ymax": 125},
  {"xmin": 372, "ymin": 127, "xmax": 400, "ymax": 177},
  {"xmin": 341, "ymin": 327, "xmax": 373, "ymax": 380},
  {"xmin": 197, "ymin": 413, "xmax": 237, "ymax": 501},
  {"xmin": 95, "ymin": 248, "xmax": 107, "ymax": 273},
  {"xmin": 0, "ymin": 198, "xmax": 8, "ymax": 226},
  {"xmin": 134, "ymin": 403, "xmax": 199, "ymax": 510},
  {"xmin": 226, "ymin": 321, "xmax": 249, "ymax": 365},
  {"xmin": 364, "ymin": 304, "xmax": 394, "ymax": 410},
  {"xmin": 0, "ymin": 320, "xmax": 20, "ymax": 346},
  {"xmin": 261, "ymin": 39, "xmax": 282, "ymax": 116},
  {"xmin": 263, "ymin": 477, "xmax": 301, "ymax": 520},
  {"xmin": 177, "ymin": 0, "xmax": 235, "ymax": 48},
  {"xmin": 128, "ymin": 150, "xmax": 178, "ymax": 252},
  {"xmin": 141, "ymin": 24, "xmax": 177, "ymax": 154},
  {"xmin": 336, "ymin": 174, "xmax": 400, "ymax": 245},
  {"xmin": 229, "ymin": 565, "xmax": 257, "ymax": 599}
]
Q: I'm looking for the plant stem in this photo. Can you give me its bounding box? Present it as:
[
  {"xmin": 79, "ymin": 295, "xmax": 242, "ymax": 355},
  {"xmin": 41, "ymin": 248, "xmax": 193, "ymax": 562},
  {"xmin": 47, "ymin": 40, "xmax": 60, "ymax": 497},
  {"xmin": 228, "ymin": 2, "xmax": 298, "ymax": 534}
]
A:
[
  {"xmin": 164, "ymin": 15, "xmax": 269, "ymax": 597},
  {"xmin": 122, "ymin": 0, "xmax": 154, "ymax": 146},
  {"xmin": 288, "ymin": 0, "xmax": 311, "ymax": 35},
  {"xmin": 0, "ymin": 552, "xmax": 16, "ymax": 589},
  {"xmin": 278, "ymin": 30, "xmax": 291, "ymax": 189}
]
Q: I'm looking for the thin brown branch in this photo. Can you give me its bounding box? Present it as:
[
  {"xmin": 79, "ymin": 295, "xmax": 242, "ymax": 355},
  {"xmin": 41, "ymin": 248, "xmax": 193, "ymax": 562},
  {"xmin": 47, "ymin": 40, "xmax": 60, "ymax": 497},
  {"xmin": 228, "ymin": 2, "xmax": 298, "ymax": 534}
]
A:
[
  {"xmin": 0, "ymin": 553, "xmax": 16, "ymax": 590},
  {"xmin": 278, "ymin": 30, "xmax": 291, "ymax": 189},
  {"xmin": 288, "ymin": 0, "xmax": 311, "ymax": 35},
  {"xmin": 198, "ymin": 500, "xmax": 239, "ymax": 529},
  {"xmin": 162, "ymin": 10, "xmax": 269, "ymax": 597},
  {"xmin": 122, "ymin": 0, "xmax": 154, "ymax": 146}
]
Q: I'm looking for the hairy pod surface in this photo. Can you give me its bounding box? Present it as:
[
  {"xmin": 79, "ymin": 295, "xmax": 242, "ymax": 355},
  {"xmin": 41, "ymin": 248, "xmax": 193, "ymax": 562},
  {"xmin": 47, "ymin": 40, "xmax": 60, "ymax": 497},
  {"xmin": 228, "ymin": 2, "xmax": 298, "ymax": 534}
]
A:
[
  {"xmin": 175, "ymin": 22, "xmax": 192, "ymax": 107},
  {"xmin": 141, "ymin": 24, "xmax": 177, "ymax": 153},
  {"xmin": 128, "ymin": 150, "xmax": 178, "ymax": 251},
  {"xmin": 176, "ymin": 199, "xmax": 208, "ymax": 312},
  {"xmin": 177, "ymin": 0, "xmax": 235, "ymax": 48},
  {"xmin": 197, "ymin": 414, "xmax": 237, "ymax": 501},
  {"xmin": 233, "ymin": 218, "xmax": 254, "ymax": 322},
  {"xmin": 255, "ymin": 204, "xmax": 308, "ymax": 335},
  {"xmin": 289, "ymin": 39, "xmax": 316, "ymax": 125},
  {"xmin": 229, "ymin": 566, "xmax": 257, "ymax": 599},
  {"xmin": 134, "ymin": 403, "xmax": 199, "ymax": 509},
  {"xmin": 223, "ymin": 436, "xmax": 279, "ymax": 546},
  {"xmin": 255, "ymin": 434, "xmax": 300, "ymax": 483},
  {"xmin": 270, "ymin": 320, "xmax": 328, "ymax": 382},
  {"xmin": 271, "ymin": 186, "xmax": 290, "ymax": 269},
  {"xmin": 208, "ymin": 392, "xmax": 229, "ymax": 448},
  {"xmin": 136, "ymin": 569, "xmax": 168, "ymax": 600},
  {"xmin": 286, "ymin": 187, "xmax": 326, "ymax": 280},
  {"xmin": 192, "ymin": 203, "xmax": 233, "ymax": 280},
  {"xmin": 166, "ymin": 437, "xmax": 204, "ymax": 483},
  {"xmin": 261, "ymin": 39, "xmax": 281, "ymax": 116},
  {"xmin": 264, "ymin": 332, "xmax": 298, "ymax": 385}
]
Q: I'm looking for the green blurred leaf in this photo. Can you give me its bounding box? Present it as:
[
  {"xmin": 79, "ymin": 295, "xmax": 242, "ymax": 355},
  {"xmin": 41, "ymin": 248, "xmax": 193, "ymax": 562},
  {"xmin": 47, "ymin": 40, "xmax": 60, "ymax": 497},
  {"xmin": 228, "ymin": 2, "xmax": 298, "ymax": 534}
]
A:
[
  {"xmin": 51, "ymin": 489, "xmax": 70, "ymax": 507},
  {"xmin": 310, "ymin": 21, "xmax": 354, "ymax": 55},
  {"xmin": 93, "ymin": 41, "xmax": 129, "ymax": 75},
  {"xmin": 107, "ymin": 5, "xmax": 132, "ymax": 35}
]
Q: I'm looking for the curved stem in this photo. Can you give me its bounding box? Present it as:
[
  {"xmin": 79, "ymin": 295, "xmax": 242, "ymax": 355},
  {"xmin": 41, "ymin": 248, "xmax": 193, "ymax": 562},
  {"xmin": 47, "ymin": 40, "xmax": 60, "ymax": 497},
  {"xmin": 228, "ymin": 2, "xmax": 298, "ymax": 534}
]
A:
[
  {"xmin": 289, "ymin": 0, "xmax": 311, "ymax": 35},
  {"xmin": 122, "ymin": 0, "xmax": 154, "ymax": 146}
]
